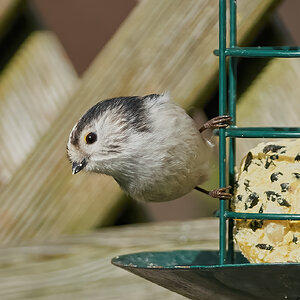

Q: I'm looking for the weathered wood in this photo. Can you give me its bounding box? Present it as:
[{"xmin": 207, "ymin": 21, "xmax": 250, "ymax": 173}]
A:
[
  {"xmin": 236, "ymin": 58, "xmax": 300, "ymax": 164},
  {"xmin": 0, "ymin": 0, "xmax": 19, "ymax": 21},
  {"xmin": 0, "ymin": 0, "xmax": 24, "ymax": 39},
  {"xmin": 0, "ymin": 218, "xmax": 218, "ymax": 300},
  {"xmin": 0, "ymin": 0, "xmax": 279, "ymax": 245},
  {"xmin": 0, "ymin": 31, "xmax": 78, "ymax": 185}
]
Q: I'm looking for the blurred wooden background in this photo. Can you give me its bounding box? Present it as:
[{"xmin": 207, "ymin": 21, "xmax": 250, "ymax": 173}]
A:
[
  {"xmin": 30, "ymin": 0, "xmax": 300, "ymax": 223},
  {"xmin": 0, "ymin": 0, "xmax": 300, "ymax": 299}
]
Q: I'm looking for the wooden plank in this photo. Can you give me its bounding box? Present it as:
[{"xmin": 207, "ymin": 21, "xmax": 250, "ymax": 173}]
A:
[
  {"xmin": 0, "ymin": 31, "xmax": 78, "ymax": 185},
  {"xmin": 0, "ymin": 0, "xmax": 24, "ymax": 39},
  {"xmin": 236, "ymin": 58, "xmax": 300, "ymax": 164},
  {"xmin": 0, "ymin": 0, "xmax": 279, "ymax": 245},
  {"xmin": 0, "ymin": 218, "xmax": 218, "ymax": 300},
  {"xmin": 0, "ymin": 31, "xmax": 79, "ymax": 244}
]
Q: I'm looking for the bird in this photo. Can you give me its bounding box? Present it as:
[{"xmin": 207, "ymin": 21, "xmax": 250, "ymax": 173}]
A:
[{"xmin": 67, "ymin": 93, "xmax": 231, "ymax": 202}]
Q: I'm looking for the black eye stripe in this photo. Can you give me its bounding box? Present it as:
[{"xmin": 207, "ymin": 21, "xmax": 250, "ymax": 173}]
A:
[{"xmin": 85, "ymin": 132, "xmax": 97, "ymax": 144}]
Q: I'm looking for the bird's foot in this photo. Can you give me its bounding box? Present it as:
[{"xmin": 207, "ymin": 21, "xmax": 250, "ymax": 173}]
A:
[
  {"xmin": 199, "ymin": 115, "xmax": 232, "ymax": 133},
  {"xmin": 195, "ymin": 185, "xmax": 232, "ymax": 199},
  {"xmin": 209, "ymin": 186, "xmax": 232, "ymax": 199}
]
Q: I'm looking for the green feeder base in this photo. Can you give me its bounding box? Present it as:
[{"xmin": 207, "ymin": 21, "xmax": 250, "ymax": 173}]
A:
[{"xmin": 112, "ymin": 250, "xmax": 300, "ymax": 300}]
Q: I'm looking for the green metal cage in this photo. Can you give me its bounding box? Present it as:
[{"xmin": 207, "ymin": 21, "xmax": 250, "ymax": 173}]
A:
[
  {"xmin": 217, "ymin": 0, "xmax": 300, "ymax": 265},
  {"xmin": 112, "ymin": 1, "xmax": 300, "ymax": 298}
]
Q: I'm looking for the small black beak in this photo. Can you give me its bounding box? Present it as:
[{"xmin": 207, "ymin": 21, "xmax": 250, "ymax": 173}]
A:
[{"xmin": 72, "ymin": 159, "xmax": 87, "ymax": 175}]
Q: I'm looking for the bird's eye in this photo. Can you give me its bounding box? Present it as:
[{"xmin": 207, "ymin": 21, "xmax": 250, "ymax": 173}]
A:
[{"xmin": 85, "ymin": 132, "xmax": 97, "ymax": 144}]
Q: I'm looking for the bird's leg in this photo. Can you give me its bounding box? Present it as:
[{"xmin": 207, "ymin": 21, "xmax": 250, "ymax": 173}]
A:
[
  {"xmin": 199, "ymin": 115, "xmax": 232, "ymax": 133},
  {"xmin": 197, "ymin": 116, "xmax": 232, "ymax": 198},
  {"xmin": 195, "ymin": 186, "xmax": 232, "ymax": 199}
]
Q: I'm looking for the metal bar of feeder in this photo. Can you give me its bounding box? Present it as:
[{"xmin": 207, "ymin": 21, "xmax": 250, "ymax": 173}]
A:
[
  {"xmin": 218, "ymin": 0, "xmax": 227, "ymax": 265},
  {"xmin": 214, "ymin": 46, "xmax": 300, "ymax": 57},
  {"xmin": 224, "ymin": 127, "xmax": 300, "ymax": 138},
  {"xmin": 225, "ymin": 211, "xmax": 300, "ymax": 221},
  {"xmin": 227, "ymin": 0, "xmax": 237, "ymax": 264}
]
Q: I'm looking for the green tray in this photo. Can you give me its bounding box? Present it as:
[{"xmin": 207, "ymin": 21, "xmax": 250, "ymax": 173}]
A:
[{"xmin": 112, "ymin": 250, "xmax": 300, "ymax": 300}]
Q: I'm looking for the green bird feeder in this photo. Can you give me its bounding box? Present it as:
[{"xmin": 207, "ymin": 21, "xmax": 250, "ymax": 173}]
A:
[{"xmin": 112, "ymin": 1, "xmax": 300, "ymax": 299}]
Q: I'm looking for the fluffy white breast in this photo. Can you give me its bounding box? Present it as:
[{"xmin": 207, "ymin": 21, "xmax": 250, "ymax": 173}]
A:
[{"xmin": 117, "ymin": 93, "xmax": 211, "ymax": 202}]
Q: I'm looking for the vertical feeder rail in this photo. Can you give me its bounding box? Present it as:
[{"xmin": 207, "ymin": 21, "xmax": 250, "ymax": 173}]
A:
[{"xmin": 216, "ymin": 0, "xmax": 300, "ymax": 265}]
